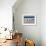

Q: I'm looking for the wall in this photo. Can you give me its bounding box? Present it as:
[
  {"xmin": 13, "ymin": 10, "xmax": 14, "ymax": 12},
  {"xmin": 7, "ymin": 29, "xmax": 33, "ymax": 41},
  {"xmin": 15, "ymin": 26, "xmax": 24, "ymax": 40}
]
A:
[
  {"xmin": 41, "ymin": 0, "xmax": 46, "ymax": 46},
  {"xmin": 13, "ymin": 0, "xmax": 41, "ymax": 46},
  {"xmin": 0, "ymin": 0, "xmax": 16, "ymax": 30}
]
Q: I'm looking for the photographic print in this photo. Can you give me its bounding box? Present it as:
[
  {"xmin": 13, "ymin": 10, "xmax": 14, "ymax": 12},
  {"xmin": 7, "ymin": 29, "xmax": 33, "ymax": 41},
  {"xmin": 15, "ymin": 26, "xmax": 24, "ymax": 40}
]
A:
[{"xmin": 22, "ymin": 15, "xmax": 36, "ymax": 25}]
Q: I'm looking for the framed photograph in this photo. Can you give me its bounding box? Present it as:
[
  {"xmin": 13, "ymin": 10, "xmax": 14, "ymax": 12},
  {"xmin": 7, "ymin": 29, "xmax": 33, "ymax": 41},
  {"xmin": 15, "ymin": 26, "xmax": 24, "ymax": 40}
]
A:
[{"xmin": 22, "ymin": 14, "xmax": 36, "ymax": 25}]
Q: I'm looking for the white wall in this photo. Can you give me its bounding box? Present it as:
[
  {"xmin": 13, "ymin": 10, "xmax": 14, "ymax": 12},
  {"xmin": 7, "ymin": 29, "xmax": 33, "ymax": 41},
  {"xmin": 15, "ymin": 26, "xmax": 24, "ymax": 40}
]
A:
[
  {"xmin": 13, "ymin": 0, "xmax": 46, "ymax": 46},
  {"xmin": 0, "ymin": 0, "xmax": 16, "ymax": 30},
  {"xmin": 13, "ymin": 0, "xmax": 41, "ymax": 46},
  {"xmin": 41, "ymin": 0, "xmax": 46, "ymax": 46}
]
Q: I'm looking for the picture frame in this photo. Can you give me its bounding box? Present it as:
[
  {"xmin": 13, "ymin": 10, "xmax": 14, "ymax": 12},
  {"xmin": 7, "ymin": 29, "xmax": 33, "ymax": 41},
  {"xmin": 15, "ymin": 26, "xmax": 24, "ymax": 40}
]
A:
[{"xmin": 22, "ymin": 14, "xmax": 36, "ymax": 25}]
